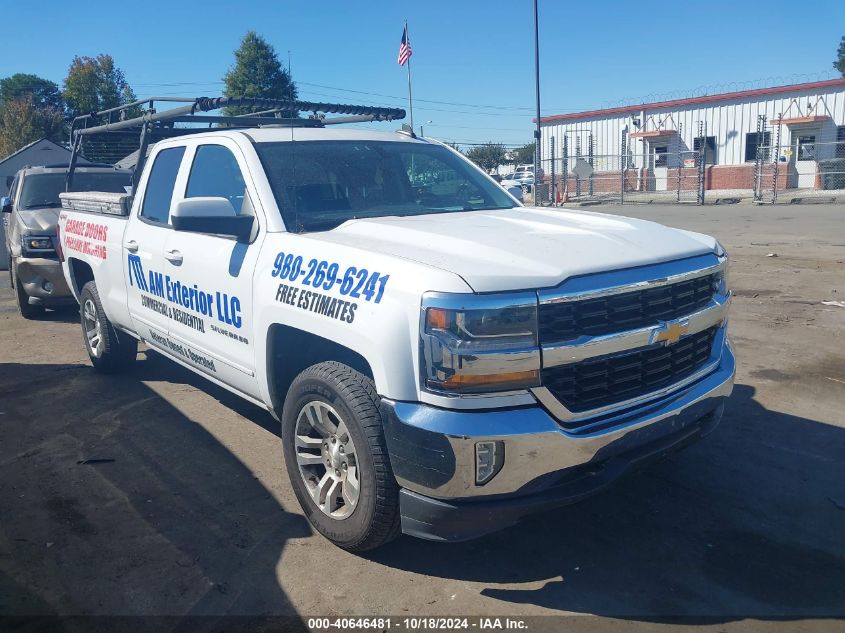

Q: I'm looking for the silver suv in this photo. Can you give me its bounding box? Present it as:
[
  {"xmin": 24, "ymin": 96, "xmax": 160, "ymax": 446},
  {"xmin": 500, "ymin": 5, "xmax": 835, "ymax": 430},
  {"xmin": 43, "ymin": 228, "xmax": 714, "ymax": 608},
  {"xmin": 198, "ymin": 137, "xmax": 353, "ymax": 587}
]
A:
[{"xmin": 2, "ymin": 164, "xmax": 131, "ymax": 318}]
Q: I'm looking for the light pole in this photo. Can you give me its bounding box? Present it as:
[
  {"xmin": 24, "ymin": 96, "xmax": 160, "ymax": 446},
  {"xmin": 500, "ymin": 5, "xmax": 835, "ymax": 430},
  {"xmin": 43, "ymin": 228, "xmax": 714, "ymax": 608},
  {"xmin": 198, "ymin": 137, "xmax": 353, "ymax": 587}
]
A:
[
  {"xmin": 420, "ymin": 120, "xmax": 433, "ymax": 137},
  {"xmin": 533, "ymin": 0, "xmax": 542, "ymax": 202}
]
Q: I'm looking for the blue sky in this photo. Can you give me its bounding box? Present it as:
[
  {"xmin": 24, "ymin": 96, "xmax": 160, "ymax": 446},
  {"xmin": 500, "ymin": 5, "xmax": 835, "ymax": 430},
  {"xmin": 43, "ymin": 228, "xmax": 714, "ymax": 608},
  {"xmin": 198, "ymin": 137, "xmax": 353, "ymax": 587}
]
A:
[{"xmin": 2, "ymin": 0, "xmax": 844, "ymax": 146}]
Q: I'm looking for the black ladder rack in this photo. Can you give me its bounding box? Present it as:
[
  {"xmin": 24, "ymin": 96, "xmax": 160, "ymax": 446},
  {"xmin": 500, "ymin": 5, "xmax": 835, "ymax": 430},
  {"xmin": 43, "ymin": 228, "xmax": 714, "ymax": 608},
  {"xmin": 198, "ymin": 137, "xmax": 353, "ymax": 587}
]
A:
[{"xmin": 67, "ymin": 96, "xmax": 406, "ymax": 193}]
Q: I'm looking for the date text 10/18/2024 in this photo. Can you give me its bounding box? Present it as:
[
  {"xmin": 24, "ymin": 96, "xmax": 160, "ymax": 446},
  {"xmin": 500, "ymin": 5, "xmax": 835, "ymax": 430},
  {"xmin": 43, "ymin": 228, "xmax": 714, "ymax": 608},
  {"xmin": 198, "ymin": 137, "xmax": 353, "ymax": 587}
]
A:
[{"xmin": 307, "ymin": 617, "xmax": 529, "ymax": 631}]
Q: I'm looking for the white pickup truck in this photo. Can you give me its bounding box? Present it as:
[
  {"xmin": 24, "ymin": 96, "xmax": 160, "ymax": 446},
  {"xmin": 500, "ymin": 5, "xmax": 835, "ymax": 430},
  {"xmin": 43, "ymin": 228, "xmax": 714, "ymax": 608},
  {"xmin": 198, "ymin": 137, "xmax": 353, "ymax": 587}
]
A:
[{"xmin": 58, "ymin": 121, "xmax": 734, "ymax": 551}]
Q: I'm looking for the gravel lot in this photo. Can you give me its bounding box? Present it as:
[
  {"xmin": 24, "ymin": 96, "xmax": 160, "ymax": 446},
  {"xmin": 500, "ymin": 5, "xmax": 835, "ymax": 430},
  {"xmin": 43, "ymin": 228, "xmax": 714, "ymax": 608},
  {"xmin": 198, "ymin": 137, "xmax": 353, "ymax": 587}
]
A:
[{"xmin": 1, "ymin": 203, "xmax": 844, "ymax": 632}]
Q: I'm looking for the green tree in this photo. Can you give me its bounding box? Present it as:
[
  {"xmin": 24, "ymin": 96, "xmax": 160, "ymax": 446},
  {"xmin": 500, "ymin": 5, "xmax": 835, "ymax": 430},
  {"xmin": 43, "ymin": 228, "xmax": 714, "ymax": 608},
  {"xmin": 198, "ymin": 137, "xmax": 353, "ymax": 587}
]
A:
[
  {"xmin": 0, "ymin": 73, "xmax": 63, "ymax": 111},
  {"xmin": 63, "ymin": 54, "xmax": 136, "ymax": 119},
  {"xmin": 444, "ymin": 141, "xmax": 463, "ymax": 152},
  {"xmin": 0, "ymin": 95, "xmax": 65, "ymax": 158},
  {"xmin": 835, "ymin": 36, "xmax": 845, "ymax": 76},
  {"xmin": 223, "ymin": 31, "xmax": 298, "ymax": 117},
  {"xmin": 511, "ymin": 142, "xmax": 535, "ymax": 166},
  {"xmin": 465, "ymin": 142, "xmax": 508, "ymax": 172}
]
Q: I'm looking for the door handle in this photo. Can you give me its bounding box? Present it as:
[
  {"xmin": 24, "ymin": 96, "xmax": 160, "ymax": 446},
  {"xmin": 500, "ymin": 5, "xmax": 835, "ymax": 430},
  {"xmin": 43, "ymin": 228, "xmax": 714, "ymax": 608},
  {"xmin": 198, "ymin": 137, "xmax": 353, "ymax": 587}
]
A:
[
  {"xmin": 165, "ymin": 249, "xmax": 183, "ymax": 265},
  {"xmin": 125, "ymin": 240, "xmax": 139, "ymax": 253}
]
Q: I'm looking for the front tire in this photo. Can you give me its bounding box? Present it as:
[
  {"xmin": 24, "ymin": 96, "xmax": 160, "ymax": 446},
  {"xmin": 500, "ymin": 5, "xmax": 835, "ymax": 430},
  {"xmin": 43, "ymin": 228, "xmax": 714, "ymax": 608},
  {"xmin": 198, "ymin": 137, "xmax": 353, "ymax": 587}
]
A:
[
  {"xmin": 80, "ymin": 281, "xmax": 137, "ymax": 373},
  {"xmin": 282, "ymin": 361, "xmax": 400, "ymax": 551},
  {"xmin": 12, "ymin": 262, "xmax": 44, "ymax": 320}
]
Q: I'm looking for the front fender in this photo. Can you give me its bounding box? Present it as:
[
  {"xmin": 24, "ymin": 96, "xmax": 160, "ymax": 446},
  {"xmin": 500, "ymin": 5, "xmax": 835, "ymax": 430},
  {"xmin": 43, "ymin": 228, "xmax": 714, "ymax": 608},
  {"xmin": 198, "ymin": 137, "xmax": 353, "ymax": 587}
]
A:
[{"xmin": 252, "ymin": 233, "xmax": 472, "ymax": 406}]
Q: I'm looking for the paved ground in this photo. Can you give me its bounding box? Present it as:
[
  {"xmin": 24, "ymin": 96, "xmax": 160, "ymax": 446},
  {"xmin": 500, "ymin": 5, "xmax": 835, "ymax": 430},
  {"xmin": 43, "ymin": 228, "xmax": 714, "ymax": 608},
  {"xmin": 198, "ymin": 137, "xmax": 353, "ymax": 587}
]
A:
[{"xmin": 1, "ymin": 203, "xmax": 844, "ymax": 632}]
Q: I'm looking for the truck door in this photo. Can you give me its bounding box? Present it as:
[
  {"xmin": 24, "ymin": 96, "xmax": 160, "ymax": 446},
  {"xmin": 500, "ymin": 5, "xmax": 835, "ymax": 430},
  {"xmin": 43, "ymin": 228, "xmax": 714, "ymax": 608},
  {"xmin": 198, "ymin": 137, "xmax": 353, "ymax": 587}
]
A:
[
  {"xmin": 124, "ymin": 146, "xmax": 186, "ymax": 345},
  {"xmin": 160, "ymin": 141, "xmax": 262, "ymax": 399}
]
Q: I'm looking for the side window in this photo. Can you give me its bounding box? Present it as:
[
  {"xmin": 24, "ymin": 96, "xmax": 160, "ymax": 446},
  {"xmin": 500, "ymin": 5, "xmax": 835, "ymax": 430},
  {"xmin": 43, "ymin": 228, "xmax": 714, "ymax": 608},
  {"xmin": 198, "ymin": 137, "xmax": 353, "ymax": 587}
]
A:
[
  {"xmin": 140, "ymin": 147, "xmax": 186, "ymax": 224},
  {"xmin": 185, "ymin": 145, "xmax": 247, "ymax": 213}
]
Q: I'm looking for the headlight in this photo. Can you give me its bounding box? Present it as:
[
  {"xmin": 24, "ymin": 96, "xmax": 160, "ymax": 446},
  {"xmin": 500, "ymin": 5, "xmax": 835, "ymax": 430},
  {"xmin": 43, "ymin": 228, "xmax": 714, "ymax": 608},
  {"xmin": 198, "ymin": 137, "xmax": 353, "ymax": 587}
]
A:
[
  {"xmin": 420, "ymin": 292, "xmax": 540, "ymax": 394},
  {"xmin": 21, "ymin": 236, "xmax": 57, "ymax": 257}
]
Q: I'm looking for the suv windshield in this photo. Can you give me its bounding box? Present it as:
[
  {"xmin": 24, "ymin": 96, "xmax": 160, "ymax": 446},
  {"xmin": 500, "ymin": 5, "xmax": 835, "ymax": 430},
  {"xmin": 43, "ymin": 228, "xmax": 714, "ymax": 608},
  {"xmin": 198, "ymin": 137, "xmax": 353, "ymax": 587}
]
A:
[
  {"xmin": 256, "ymin": 141, "xmax": 516, "ymax": 232},
  {"xmin": 19, "ymin": 172, "xmax": 130, "ymax": 210}
]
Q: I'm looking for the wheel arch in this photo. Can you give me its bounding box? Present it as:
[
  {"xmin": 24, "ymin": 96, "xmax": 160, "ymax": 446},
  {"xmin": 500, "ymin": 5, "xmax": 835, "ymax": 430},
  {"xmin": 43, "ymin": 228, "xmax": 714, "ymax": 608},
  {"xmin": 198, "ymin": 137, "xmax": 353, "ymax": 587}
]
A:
[
  {"xmin": 67, "ymin": 257, "xmax": 95, "ymax": 298},
  {"xmin": 267, "ymin": 324, "xmax": 376, "ymax": 415}
]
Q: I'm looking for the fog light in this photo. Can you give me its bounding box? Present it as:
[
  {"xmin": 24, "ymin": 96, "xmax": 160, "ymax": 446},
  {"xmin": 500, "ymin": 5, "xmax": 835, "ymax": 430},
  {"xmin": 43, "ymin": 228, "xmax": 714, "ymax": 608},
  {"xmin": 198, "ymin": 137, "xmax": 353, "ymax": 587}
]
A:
[
  {"xmin": 43, "ymin": 281, "xmax": 54, "ymax": 293},
  {"xmin": 475, "ymin": 441, "xmax": 504, "ymax": 485}
]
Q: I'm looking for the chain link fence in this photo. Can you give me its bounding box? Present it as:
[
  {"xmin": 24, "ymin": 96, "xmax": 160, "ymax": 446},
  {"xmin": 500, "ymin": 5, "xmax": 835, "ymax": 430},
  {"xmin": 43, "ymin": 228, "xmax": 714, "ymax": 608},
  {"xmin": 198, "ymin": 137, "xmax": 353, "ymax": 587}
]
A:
[
  {"xmin": 752, "ymin": 115, "xmax": 845, "ymax": 204},
  {"xmin": 532, "ymin": 135, "xmax": 706, "ymax": 206}
]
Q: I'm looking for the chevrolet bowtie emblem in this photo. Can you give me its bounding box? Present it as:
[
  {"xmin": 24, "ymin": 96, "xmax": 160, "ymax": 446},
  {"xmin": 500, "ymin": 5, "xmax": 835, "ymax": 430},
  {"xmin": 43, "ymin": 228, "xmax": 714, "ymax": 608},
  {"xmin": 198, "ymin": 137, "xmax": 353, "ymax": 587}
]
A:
[{"xmin": 652, "ymin": 321, "xmax": 689, "ymax": 346}]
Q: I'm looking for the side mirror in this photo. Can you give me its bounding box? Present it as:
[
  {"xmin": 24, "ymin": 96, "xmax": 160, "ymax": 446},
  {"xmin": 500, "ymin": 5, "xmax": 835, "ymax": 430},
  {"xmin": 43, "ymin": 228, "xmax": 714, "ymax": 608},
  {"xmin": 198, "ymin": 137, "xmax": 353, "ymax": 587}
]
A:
[
  {"xmin": 1, "ymin": 196, "xmax": 11, "ymax": 213},
  {"xmin": 171, "ymin": 197, "xmax": 253, "ymax": 242},
  {"xmin": 506, "ymin": 185, "xmax": 524, "ymax": 201}
]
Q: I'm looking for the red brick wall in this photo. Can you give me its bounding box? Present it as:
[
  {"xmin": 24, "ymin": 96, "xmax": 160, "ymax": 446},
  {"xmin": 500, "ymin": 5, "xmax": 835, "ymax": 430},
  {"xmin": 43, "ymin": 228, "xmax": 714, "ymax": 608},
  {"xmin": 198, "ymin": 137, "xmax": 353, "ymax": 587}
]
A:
[
  {"xmin": 546, "ymin": 164, "xmax": 794, "ymax": 194},
  {"xmin": 666, "ymin": 168, "xmax": 702, "ymax": 191},
  {"xmin": 550, "ymin": 170, "xmax": 639, "ymax": 194},
  {"xmin": 706, "ymin": 165, "xmax": 789, "ymax": 190}
]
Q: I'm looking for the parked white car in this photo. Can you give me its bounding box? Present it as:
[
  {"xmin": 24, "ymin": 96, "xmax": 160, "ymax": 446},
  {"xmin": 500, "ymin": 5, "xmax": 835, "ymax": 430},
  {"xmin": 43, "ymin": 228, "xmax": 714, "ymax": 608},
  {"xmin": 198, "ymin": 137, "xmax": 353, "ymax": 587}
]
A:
[{"xmin": 499, "ymin": 177, "xmax": 524, "ymax": 201}]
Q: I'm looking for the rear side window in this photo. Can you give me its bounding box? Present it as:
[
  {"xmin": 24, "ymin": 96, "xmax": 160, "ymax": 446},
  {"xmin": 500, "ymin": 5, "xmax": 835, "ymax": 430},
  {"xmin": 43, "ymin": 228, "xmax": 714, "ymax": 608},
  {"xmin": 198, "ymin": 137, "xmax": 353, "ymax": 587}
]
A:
[
  {"xmin": 185, "ymin": 145, "xmax": 247, "ymax": 213},
  {"xmin": 140, "ymin": 147, "xmax": 186, "ymax": 224}
]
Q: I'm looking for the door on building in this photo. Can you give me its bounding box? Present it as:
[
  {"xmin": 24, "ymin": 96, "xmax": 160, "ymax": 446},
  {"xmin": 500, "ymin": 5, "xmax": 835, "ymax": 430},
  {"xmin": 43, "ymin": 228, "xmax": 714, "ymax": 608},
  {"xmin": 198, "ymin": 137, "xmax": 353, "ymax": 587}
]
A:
[
  {"xmin": 652, "ymin": 144, "xmax": 669, "ymax": 191},
  {"xmin": 792, "ymin": 129, "xmax": 819, "ymax": 189}
]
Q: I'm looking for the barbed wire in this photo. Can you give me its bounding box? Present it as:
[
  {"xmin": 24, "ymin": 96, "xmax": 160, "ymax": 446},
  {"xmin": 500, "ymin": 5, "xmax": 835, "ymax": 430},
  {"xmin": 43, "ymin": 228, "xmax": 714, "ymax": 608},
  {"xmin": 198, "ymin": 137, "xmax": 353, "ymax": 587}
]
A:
[{"xmin": 599, "ymin": 70, "xmax": 841, "ymax": 110}]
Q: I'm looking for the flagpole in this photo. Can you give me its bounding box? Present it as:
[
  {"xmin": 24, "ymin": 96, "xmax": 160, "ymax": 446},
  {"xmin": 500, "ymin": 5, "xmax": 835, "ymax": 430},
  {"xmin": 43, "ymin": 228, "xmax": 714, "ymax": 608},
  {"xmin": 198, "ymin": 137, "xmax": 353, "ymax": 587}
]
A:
[{"xmin": 405, "ymin": 19, "xmax": 414, "ymax": 132}]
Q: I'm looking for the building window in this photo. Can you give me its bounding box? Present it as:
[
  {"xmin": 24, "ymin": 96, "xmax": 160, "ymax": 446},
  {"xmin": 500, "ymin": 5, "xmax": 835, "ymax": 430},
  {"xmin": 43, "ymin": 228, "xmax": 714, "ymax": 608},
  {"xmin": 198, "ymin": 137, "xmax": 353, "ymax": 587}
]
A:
[
  {"xmin": 654, "ymin": 145, "xmax": 668, "ymax": 168},
  {"xmin": 745, "ymin": 131, "xmax": 771, "ymax": 162},
  {"xmin": 836, "ymin": 126, "xmax": 845, "ymax": 158},
  {"xmin": 796, "ymin": 135, "xmax": 816, "ymax": 161},
  {"xmin": 694, "ymin": 136, "xmax": 717, "ymax": 164}
]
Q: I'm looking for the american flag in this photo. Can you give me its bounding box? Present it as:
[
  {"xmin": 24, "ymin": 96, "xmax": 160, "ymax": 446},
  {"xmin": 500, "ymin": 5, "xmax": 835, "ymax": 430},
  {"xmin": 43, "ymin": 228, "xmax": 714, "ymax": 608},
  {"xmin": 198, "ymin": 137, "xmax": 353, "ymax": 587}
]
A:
[{"xmin": 397, "ymin": 25, "xmax": 412, "ymax": 65}]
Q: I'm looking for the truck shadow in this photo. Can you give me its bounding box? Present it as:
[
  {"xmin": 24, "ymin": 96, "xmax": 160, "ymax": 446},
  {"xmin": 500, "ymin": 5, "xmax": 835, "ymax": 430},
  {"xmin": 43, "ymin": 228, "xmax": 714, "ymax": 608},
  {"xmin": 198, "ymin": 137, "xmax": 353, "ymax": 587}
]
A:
[
  {"xmin": 23, "ymin": 305, "xmax": 80, "ymax": 324},
  {"xmin": 133, "ymin": 347, "xmax": 283, "ymax": 439},
  {"xmin": 0, "ymin": 360, "xmax": 310, "ymax": 626},
  {"xmin": 369, "ymin": 384, "xmax": 845, "ymax": 621}
]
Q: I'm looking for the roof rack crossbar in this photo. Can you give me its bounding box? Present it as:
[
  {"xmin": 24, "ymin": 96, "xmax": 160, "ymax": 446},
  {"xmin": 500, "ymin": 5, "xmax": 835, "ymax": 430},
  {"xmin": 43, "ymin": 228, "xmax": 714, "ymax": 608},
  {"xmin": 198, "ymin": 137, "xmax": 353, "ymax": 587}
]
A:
[{"xmin": 71, "ymin": 96, "xmax": 405, "ymax": 138}]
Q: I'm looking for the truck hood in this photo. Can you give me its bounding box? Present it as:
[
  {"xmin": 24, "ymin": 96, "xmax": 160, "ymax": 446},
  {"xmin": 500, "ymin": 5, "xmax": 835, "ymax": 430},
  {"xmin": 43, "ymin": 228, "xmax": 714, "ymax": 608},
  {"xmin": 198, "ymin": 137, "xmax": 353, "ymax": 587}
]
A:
[
  {"xmin": 16, "ymin": 207, "xmax": 59, "ymax": 234},
  {"xmin": 317, "ymin": 207, "xmax": 717, "ymax": 292}
]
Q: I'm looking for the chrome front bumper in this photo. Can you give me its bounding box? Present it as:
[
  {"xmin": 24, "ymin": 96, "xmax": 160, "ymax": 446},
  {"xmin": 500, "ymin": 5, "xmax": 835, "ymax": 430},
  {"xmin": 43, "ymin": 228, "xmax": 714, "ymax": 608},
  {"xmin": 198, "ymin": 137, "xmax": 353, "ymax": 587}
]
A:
[{"xmin": 382, "ymin": 336, "xmax": 735, "ymax": 502}]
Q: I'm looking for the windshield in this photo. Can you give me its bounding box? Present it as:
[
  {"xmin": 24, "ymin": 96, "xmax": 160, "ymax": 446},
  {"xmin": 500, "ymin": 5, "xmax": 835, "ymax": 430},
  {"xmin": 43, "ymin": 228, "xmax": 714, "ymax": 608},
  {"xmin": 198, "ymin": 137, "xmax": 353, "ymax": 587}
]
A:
[
  {"xmin": 256, "ymin": 140, "xmax": 517, "ymax": 232},
  {"xmin": 19, "ymin": 172, "xmax": 130, "ymax": 210}
]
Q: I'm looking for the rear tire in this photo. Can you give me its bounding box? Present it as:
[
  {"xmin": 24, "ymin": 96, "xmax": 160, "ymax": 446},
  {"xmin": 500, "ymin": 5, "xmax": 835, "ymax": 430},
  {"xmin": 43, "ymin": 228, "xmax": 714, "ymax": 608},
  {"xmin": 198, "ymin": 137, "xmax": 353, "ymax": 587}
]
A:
[
  {"xmin": 282, "ymin": 361, "xmax": 401, "ymax": 551},
  {"xmin": 12, "ymin": 261, "xmax": 44, "ymax": 320},
  {"xmin": 80, "ymin": 281, "xmax": 137, "ymax": 373}
]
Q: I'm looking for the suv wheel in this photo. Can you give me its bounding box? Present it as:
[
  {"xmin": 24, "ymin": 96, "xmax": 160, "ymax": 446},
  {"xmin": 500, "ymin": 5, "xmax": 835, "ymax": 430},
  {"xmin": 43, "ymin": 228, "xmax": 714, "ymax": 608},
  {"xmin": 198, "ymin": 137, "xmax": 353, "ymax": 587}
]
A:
[
  {"xmin": 282, "ymin": 361, "xmax": 401, "ymax": 551},
  {"xmin": 80, "ymin": 281, "xmax": 138, "ymax": 373},
  {"xmin": 11, "ymin": 262, "xmax": 44, "ymax": 319}
]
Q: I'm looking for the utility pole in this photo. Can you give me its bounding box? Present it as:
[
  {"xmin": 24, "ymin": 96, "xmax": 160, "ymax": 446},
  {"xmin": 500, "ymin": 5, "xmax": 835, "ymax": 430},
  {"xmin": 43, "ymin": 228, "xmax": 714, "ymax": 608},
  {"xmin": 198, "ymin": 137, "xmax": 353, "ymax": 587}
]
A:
[{"xmin": 533, "ymin": 0, "xmax": 542, "ymax": 201}]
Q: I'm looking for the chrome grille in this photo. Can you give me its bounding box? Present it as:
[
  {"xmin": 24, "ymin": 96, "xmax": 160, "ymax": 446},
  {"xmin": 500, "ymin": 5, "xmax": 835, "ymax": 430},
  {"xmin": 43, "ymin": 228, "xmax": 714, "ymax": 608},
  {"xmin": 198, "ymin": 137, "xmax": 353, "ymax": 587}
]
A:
[
  {"xmin": 542, "ymin": 326, "xmax": 718, "ymax": 415},
  {"xmin": 539, "ymin": 272, "xmax": 719, "ymax": 343}
]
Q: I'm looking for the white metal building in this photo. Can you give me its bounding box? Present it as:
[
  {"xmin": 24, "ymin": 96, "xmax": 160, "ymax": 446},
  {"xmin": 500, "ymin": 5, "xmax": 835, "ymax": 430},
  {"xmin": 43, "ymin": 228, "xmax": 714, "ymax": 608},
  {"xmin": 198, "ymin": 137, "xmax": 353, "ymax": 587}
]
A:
[{"xmin": 540, "ymin": 78, "xmax": 845, "ymax": 192}]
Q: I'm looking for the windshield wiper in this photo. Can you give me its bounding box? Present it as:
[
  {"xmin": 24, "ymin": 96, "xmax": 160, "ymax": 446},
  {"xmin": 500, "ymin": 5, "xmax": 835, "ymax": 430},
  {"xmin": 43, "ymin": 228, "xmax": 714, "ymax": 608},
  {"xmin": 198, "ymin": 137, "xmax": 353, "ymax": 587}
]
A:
[{"xmin": 465, "ymin": 206, "xmax": 515, "ymax": 212}]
